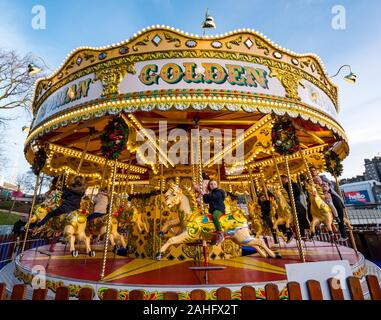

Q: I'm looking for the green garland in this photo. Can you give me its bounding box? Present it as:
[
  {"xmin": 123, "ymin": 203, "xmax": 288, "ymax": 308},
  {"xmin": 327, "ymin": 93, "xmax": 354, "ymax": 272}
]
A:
[
  {"xmin": 325, "ymin": 150, "xmax": 343, "ymax": 177},
  {"xmin": 100, "ymin": 117, "xmax": 129, "ymax": 160},
  {"xmin": 271, "ymin": 116, "xmax": 300, "ymax": 155}
]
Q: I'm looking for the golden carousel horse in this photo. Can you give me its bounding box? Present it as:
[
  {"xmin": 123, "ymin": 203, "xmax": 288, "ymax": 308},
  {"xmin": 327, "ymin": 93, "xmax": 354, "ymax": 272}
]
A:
[
  {"xmin": 247, "ymin": 200, "xmax": 264, "ymax": 237},
  {"xmin": 155, "ymin": 185, "xmax": 279, "ymax": 260},
  {"xmin": 128, "ymin": 205, "xmax": 149, "ymax": 234},
  {"xmin": 305, "ymin": 182, "xmax": 334, "ymax": 236},
  {"xmin": 88, "ymin": 206, "xmax": 130, "ymax": 250},
  {"xmin": 63, "ymin": 197, "xmax": 95, "ymax": 257},
  {"xmin": 271, "ymin": 187, "xmax": 293, "ymax": 241},
  {"xmin": 29, "ymin": 190, "xmax": 65, "ymax": 237}
]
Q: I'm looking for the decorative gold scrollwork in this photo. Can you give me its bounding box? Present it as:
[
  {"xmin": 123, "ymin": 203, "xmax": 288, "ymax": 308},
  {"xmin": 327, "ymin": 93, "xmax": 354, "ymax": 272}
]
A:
[
  {"xmin": 163, "ymin": 33, "xmax": 181, "ymax": 47},
  {"xmin": 225, "ymin": 36, "xmax": 242, "ymax": 49},
  {"xmin": 94, "ymin": 64, "xmax": 136, "ymax": 96},
  {"xmin": 83, "ymin": 53, "xmax": 95, "ymax": 62},
  {"xmin": 259, "ymin": 128, "xmax": 270, "ymax": 135},
  {"xmin": 254, "ymin": 38, "xmax": 270, "ymax": 55},
  {"xmin": 132, "ymin": 34, "xmax": 150, "ymax": 51},
  {"xmin": 269, "ymin": 67, "xmax": 301, "ymax": 101}
]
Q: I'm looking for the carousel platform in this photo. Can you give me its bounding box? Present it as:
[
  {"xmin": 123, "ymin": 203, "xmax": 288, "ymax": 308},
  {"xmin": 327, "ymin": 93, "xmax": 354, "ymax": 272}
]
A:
[{"xmin": 11, "ymin": 239, "xmax": 368, "ymax": 300}]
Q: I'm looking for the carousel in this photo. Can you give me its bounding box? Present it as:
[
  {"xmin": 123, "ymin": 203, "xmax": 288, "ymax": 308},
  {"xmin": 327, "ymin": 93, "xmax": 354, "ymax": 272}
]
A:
[{"xmin": 14, "ymin": 25, "xmax": 366, "ymax": 299}]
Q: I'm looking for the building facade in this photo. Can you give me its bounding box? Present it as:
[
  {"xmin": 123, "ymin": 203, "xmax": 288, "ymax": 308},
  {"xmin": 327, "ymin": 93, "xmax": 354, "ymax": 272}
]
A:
[
  {"xmin": 341, "ymin": 156, "xmax": 381, "ymax": 185},
  {"xmin": 364, "ymin": 157, "xmax": 381, "ymax": 182}
]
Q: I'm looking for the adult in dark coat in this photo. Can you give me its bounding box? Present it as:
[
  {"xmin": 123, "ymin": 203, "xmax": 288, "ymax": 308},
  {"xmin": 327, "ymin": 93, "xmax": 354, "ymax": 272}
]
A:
[
  {"xmin": 322, "ymin": 177, "xmax": 348, "ymax": 240},
  {"xmin": 30, "ymin": 176, "xmax": 87, "ymax": 228},
  {"xmin": 281, "ymin": 175, "xmax": 309, "ymax": 238},
  {"xmin": 13, "ymin": 218, "xmax": 26, "ymax": 236}
]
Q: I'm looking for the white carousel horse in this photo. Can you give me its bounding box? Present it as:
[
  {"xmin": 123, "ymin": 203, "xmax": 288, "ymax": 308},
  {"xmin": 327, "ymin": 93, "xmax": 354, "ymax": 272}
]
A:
[
  {"xmin": 63, "ymin": 198, "xmax": 95, "ymax": 257},
  {"xmin": 155, "ymin": 185, "xmax": 278, "ymax": 259},
  {"xmin": 158, "ymin": 188, "xmax": 195, "ymax": 238}
]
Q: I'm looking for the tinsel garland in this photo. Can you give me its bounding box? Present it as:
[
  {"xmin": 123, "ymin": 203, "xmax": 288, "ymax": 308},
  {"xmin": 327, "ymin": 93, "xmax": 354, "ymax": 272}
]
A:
[
  {"xmin": 100, "ymin": 117, "xmax": 129, "ymax": 160},
  {"xmin": 271, "ymin": 116, "xmax": 301, "ymax": 155}
]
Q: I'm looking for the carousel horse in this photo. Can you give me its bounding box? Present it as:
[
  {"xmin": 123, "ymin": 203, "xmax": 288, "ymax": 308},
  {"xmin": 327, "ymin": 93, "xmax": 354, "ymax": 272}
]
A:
[
  {"xmin": 129, "ymin": 205, "xmax": 149, "ymax": 234},
  {"xmin": 305, "ymin": 182, "xmax": 334, "ymax": 236},
  {"xmin": 272, "ymin": 187, "xmax": 293, "ymax": 242},
  {"xmin": 63, "ymin": 197, "xmax": 95, "ymax": 257},
  {"xmin": 247, "ymin": 200, "xmax": 264, "ymax": 237},
  {"xmin": 29, "ymin": 190, "xmax": 65, "ymax": 237},
  {"xmin": 155, "ymin": 185, "xmax": 278, "ymax": 259},
  {"xmin": 158, "ymin": 189, "xmax": 196, "ymax": 237},
  {"xmin": 88, "ymin": 206, "xmax": 129, "ymax": 250}
]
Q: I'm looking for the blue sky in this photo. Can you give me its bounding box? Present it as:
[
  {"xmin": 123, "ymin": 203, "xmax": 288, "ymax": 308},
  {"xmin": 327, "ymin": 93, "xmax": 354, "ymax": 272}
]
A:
[{"xmin": 1, "ymin": 0, "xmax": 381, "ymax": 183}]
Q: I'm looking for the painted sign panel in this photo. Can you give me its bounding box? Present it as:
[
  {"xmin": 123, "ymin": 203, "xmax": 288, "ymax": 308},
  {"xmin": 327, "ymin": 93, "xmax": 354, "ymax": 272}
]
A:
[
  {"xmin": 286, "ymin": 260, "xmax": 353, "ymax": 300},
  {"xmin": 299, "ymin": 79, "xmax": 338, "ymax": 119},
  {"xmin": 344, "ymin": 190, "xmax": 371, "ymax": 205},
  {"xmin": 119, "ymin": 58, "xmax": 285, "ymax": 96},
  {"xmin": 32, "ymin": 58, "xmax": 338, "ymax": 127},
  {"xmin": 33, "ymin": 73, "xmax": 103, "ymax": 128}
]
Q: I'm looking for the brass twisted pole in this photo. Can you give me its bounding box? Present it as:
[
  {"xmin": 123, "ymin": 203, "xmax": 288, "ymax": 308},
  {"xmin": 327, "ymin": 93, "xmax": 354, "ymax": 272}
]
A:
[
  {"xmin": 100, "ymin": 160, "xmax": 118, "ymax": 280},
  {"xmin": 158, "ymin": 163, "xmax": 164, "ymax": 254},
  {"xmin": 272, "ymin": 154, "xmax": 283, "ymax": 186},
  {"xmin": 196, "ymin": 124, "xmax": 205, "ymax": 214},
  {"xmin": 76, "ymin": 128, "xmax": 94, "ymax": 173},
  {"xmin": 217, "ymin": 163, "xmax": 221, "ymax": 185},
  {"xmin": 124, "ymin": 157, "xmax": 132, "ymax": 203},
  {"xmin": 196, "ymin": 123, "xmax": 208, "ymax": 260},
  {"xmin": 285, "ymin": 156, "xmax": 305, "ymax": 262},
  {"xmin": 248, "ymin": 166, "xmax": 258, "ymax": 202},
  {"xmin": 299, "ymin": 151, "xmax": 314, "ymax": 183},
  {"xmin": 260, "ymin": 169, "xmax": 269, "ymax": 200}
]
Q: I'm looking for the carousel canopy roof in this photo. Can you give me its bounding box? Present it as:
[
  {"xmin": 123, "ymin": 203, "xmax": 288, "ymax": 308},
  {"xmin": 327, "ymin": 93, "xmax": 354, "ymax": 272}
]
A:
[{"xmin": 25, "ymin": 26, "xmax": 348, "ymax": 187}]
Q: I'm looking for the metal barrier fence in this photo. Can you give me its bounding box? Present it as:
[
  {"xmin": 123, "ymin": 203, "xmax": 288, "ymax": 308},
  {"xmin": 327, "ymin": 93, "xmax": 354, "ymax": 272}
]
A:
[{"xmin": 0, "ymin": 234, "xmax": 49, "ymax": 270}]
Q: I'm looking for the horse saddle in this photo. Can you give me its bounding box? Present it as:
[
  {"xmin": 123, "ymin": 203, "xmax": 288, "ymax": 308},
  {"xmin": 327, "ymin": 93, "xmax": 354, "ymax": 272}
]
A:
[{"xmin": 201, "ymin": 213, "xmax": 235, "ymax": 224}]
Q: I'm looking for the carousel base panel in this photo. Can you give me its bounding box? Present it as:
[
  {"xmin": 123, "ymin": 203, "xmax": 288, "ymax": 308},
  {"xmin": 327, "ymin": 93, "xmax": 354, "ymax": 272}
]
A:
[{"xmin": 13, "ymin": 240, "xmax": 367, "ymax": 300}]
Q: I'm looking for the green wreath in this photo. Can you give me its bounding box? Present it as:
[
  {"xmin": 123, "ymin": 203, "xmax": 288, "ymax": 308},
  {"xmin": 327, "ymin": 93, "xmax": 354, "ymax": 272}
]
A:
[
  {"xmin": 100, "ymin": 117, "xmax": 129, "ymax": 160},
  {"xmin": 271, "ymin": 116, "xmax": 300, "ymax": 155}
]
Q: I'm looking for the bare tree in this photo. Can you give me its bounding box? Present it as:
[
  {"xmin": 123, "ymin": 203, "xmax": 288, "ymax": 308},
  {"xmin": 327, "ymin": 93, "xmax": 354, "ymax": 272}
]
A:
[
  {"xmin": 0, "ymin": 130, "xmax": 9, "ymax": 172},
  {"xmin": 0, "ymin": 49, "xmax": 42, "ymax": 124},
  {"xmin": 16, "ymin": 170, "xmax": 36, "ymax": 194},
  {"xmin": 17, "ymin": 169, "xmax": 52, "ymax": 195}
]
